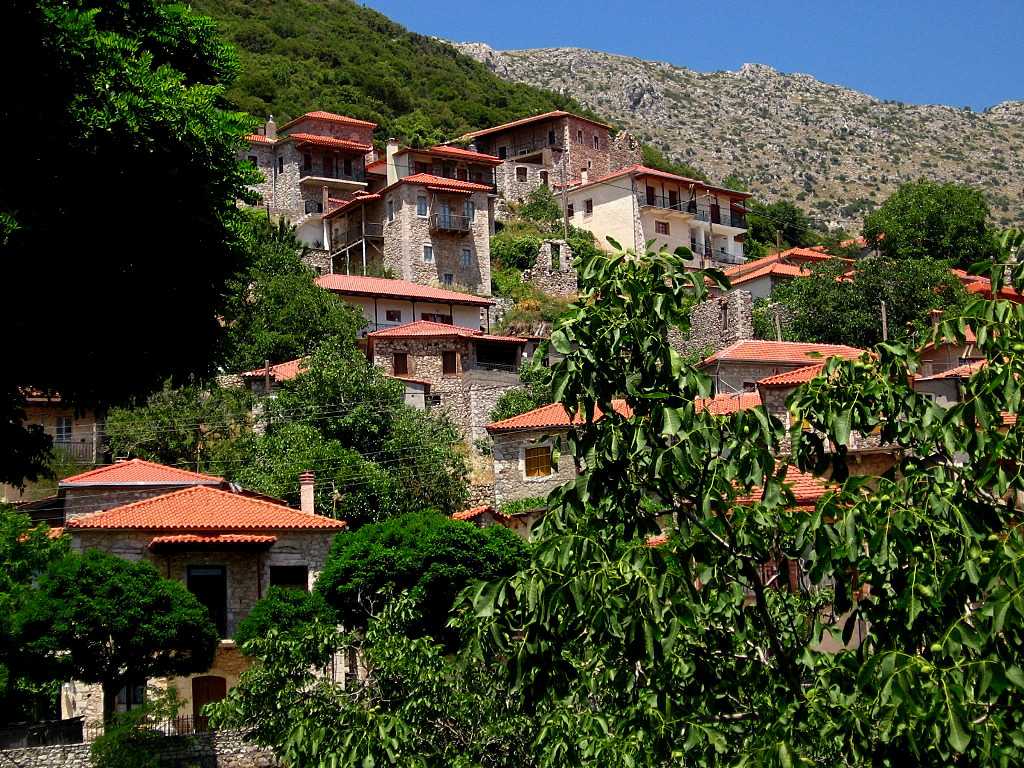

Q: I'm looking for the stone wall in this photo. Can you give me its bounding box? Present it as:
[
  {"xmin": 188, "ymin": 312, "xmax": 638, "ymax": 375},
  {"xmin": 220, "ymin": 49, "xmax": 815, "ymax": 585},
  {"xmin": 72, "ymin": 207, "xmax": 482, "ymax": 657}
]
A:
[
  {"xmin": 63, "ymin": 485, "xmax": 207, "ymax": 523},
  {"xmin": 669, "ymin": 290, "xmax": 754, "ymax": 359},
  {"xmin": 302, "ymin": 247, "xmax": 331, "ymax": 274},
  {"xmin": 495, "ymin": 161, "xmax": 550, "ymax": 206},
  {"xmin": 610, "ymin": 130, "xmax": 643, "ymax": 174},
  {"xmin": 521, "ymin": 240, "xmax": 578, "ymax": 297},
  {"xmin": 238, "ymin": 143, "xmax": 275, "ymax": 206},
  {"xmin": 0, "ymin": 729, "xmax": 278, "ymax": 768},
  {"xmin": 491, "ymin": 429, "xmax": 576, "ymax": 506},
  {"xmin": 563, "ymin": 116, "xmax": 614, "ymax": 182},
  {"xmin": 466, "ymin": 483, "xmax": 495, "ymax": 507}
]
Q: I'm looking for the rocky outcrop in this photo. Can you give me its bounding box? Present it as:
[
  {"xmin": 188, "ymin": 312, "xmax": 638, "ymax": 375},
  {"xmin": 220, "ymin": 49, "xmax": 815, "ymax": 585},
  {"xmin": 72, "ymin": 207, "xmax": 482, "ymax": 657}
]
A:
[{"xmin": 452, "ymin": 43, "xmax": 1024, "ymax": 230}]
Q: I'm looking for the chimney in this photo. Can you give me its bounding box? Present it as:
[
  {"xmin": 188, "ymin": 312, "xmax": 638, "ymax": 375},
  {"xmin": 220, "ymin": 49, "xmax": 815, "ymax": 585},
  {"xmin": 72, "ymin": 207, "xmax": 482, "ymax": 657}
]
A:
[
  {"xmin": 299, "ymin": 471, "xmax": 315, "ymax": 515},
  {"xmin": 265, "ymin": 115, "xmax": 277, "ymax": 140},
  {"xmin": 580, "ymin": 169, "xmax": 589, "ymax": 186},
  {"xmin": 386, "ymin": 138, "xmax": 400, "ymax": 186},
  {"xmin": 928, "ymin": 308, "xmax": 943, "ymax": 332}
]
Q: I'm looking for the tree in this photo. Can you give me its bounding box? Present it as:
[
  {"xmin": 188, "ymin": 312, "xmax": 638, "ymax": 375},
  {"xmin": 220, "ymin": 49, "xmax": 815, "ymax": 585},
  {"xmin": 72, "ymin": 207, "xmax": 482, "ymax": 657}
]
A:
[
  {"xmin": 18, "ymin": 550, "xmax": 219, "ymax": 721},
  {"xmin": 233, "ymin": 587, "xmax": 336, "ymax": 647},
  {"xmin": 0, "ymin": 508, "xmax": 68, "ymax": 724},
  {"xmin": 218, "ymin": 216, "xmax": 365, "ymax": 372},
  {"xmin": 767, "ymin": 256, "xmax": 970, "ymax": 347},
  {"xmin": 747, "ymin": 199, "xmax": 820, "ymax": 249},
  {"xmin": 490, "ymin": 362, "xmax": 553, "ymax": 422},
  {"xmin": 315, "ymin": 510, "xmax": 529, "ymax": 648},
  {"xmin": 2, "ymin": 0, "xmax": 258, "ymax": 485},
  {"xmin": 104, "ymin": 378, "xmax": 253, "ymax": 474},
  {"xmin": 862, "ymin": 179, "xmax": 1000, "ymax": 269}
]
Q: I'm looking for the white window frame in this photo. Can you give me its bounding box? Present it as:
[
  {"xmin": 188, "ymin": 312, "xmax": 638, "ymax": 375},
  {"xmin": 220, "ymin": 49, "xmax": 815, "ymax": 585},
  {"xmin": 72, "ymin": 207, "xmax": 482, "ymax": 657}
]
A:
[
  {"xmin": 422, "ymin": 245, "xmax": 433, "ymax": 264},
  {"xmin": 519, "ymin": 440, "xmax": 555, "ymax": 481},
  {"xmin": 416, "ymin": 196, "xmax": 428, "ymax": 217}
]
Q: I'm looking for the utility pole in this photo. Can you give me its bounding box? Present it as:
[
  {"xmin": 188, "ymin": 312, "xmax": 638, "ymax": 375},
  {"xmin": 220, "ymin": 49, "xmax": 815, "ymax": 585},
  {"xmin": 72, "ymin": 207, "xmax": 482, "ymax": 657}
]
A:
[
  {"xmin": 774, "ymin": 312, "xmax": 783, "ymax": 342},
  {"xmin": 561, "ymin": 153, "xmax": 569, "ymax": 241},
  {"xmin": 880, "ymin": 301, "xmax": 889, "ymax": 341}
]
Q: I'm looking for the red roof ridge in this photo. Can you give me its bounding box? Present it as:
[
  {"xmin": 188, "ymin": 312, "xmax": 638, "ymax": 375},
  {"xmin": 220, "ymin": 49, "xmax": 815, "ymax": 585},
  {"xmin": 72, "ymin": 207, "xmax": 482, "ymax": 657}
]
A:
[
  {"xmin": 279, "ymin": 111, "xmax": 378, "ymax": 131},
  {"xmin": 456, "ymin": 110, "xmax": 609, "ymax": 141},
  {"xmin": 60, "ymin": 459, "xmax": 223, "ymax": 487},
  {"xmin": 756, "ymin": 363, "xmax": 827, "ymax": 387},
  {"xmin": 366, "ymin": 321, "xmax": 526, "ymax": 342},
  {"xmin": 240, "ymin": 357, "xmax": 307, "ymax": 381},
  {"xmin": 286, "ymin": 133, "xmax": 372, "ymax": 153},
  {"xmin": 702, "ymin": 340, "xmax": 864, "ymax": 365},
  {"xmin": 316, "ymin": 274, "xmax": 494, "ymax": 306},
  {"xmin": 398, "ymin": 173, "xmax": 493, "ymax": 193},
  {"xmin": 487, "ymin": 399, "xmax": 632, "ymax": 432}
]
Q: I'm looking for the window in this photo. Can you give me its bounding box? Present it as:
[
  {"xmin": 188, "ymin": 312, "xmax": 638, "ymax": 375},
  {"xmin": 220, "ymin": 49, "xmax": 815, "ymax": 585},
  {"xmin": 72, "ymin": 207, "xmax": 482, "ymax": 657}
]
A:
[
  {"xmin": 576, "ymin": 129, "xmax": 584, "ymax": 144},
  {"xmin": 442, "ymin": 273, "xmax": 454, "ymax": 286},
  {"xmin": 421, "ymin": 312, "xmax": 452, "ymax": 324},
  {"xmin": 385, "ymin": 309, "xmax": 402, "ymax": 323},
  {"xmin": 426, "ymin": 393, "xmax": 443, "ymax": 409},
  {"xmin": 277, "ymin": 156, "xmax": 284, "ymax": 175},
  {"xmin": 461, "ymin": 248, "xmax": 471, "ymax": 267},
  {"xmin": 474, "ymin": 172, "xmax": 484, "ymax": 184},
  {"xmin": 516, "ymin": 167, "xmax": 528, "ymax": 182},
  {"xmin": 464, "ymin": 200, "xmax": 475, "ymax": 221},
  {"xmin": 302, "ymin": 153, "xmax": 312, "ymax": 174},
  {"xmin": 343, "ymin": 157, "xmax": 353, "ymax": 176},
  {"xmin": 417, "ymin": 196, "xmax": 428, "ymax": 217},
  {"xmin": 422, "ymin": 245, "xmax": 433, "ymax": 263},
  {"xmin": 584, "ymin": 199, "xmax": 593, "ymax": 215},
  {"xmin": 187, "ymin": 566, "xmax": 227, "ymax": 637},
  {"xmin": 269, "ymin": 565, "xmax": 308, "ymax": 590},
  {"xmin": 387, "ymin": 199, "xmax": 394, "ymax": 222},
  {"xmin": 392, "ymin": 352, "xmax": 408, "ymax": 375},
  {"xmin": 457, "ymin": 168, "xmax": 468, "ymax": 181},
  {"xmin": 56, "ymin": 416, "xmax": 73, "ymax": 444},
  {"xmin": 442, "ymin": 351, "xmax": 458, "ymax": 375},
  {"xmin": 593, "ymin": 135, "xmax": 600, "ymax": 150},
  {"xmin": 655, "ymin": 221, "xmax": 670, "ymax": 235},
  {"xmin": 498, "ymin": 146, "xmax": 507, "ymax": 160},
  {"xmin": 548, "ymin": 129, "xmax": 556, "ymax": 145},
  {"xmin": 540, "ymin": 170, "xmax": 549, "ymax": 185},
  {"xmin": 567, "ymin": 203, "xmax": 575, "ymax": 217},
  {"xmin": 323, "ymin": 156, "xmax": 334, "ymax": 177},
  {"xmin": 525, "ymin": 445, "xmax": 553, "ymax": 477},
  {"xmin": 247, "ymin": 155, "xmax": 258, "ymax": 166},
  {"xmin": 416, "ymin": 161, "xmax": 430, "ymax": 174}
]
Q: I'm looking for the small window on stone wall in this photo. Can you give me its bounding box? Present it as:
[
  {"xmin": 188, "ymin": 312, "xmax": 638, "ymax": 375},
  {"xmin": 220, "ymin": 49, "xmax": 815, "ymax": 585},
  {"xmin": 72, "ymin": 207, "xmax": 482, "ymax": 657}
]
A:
[
  {"xmin": 442, "ymin": 351, "xmax": 458, "ymax": 376},
  {"xmin": 443, "ymin": 273, "xmax": 454, "ymax": 287},
  {"xmin": 270, "ymin": 565, "xmax": 308, "ymax": 591},
  {"xmin": 417, "ymin": 196, "xmax": 428, "ymax": 217},
  {"xmin": 422, "ymin": 245, "xmax": 433, "ymax": 263},
  {"xmin": 540, "ymin": 170, "xmax": 549, "ymax": 185},
  {"xmin": 516, "ymin": 167, "xmax": 527, "ymax": 182},
  {"xmin": 247, "ymin": 155, "xmax": 258, "ymax": 166},
  {"xmin": 576, "ymin": 129, "xmax": 584, "ymax": 144},
  {"xmin": 393, "ymin": 352, "xmax": 408, "ymax": 376},
  {"xmin": 277, "ymin": 156, "xmax": 284, "ymax": 175},
  {"xmin": 461, "ymin": 249, "xmax": 471, "ymax": 267},
  {"xmin": 525, "ymin": 445, "xmax": 553, "ymax": 477},
  {"xmin": 593, "ymin": 135, "xmax": 600, "ymax": 150}
]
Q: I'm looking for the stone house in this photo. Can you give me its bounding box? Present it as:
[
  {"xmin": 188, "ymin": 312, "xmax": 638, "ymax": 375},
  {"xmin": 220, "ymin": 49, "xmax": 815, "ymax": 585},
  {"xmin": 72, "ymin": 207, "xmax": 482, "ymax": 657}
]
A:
[
  {"xmin": 699, "ymin": 340, "xmax": 864, "ymax": 394},
  {"xmin": 367, "ymin": 321, "xmax": 528, "ymax": 442},
  {"xmin": 450, "ymin": 110, "xmax": 640, "ymax": 207},
  {"xmin": 54, "ymin": 462, "xmax": 345, "ymax": 725},
  {"xmin": 323, "ymin": 143, "xmax": 501, "ymax": 294},
  {"xmin": 240, "ymin": 111, "xmax": 377, "ymax": 267},
  {"xmin": 563, "ymin": 166, "xmax": 752, "ymax": 268},
  {"xmin": 719, "ymin": 248, "xmax": 855, "ymax": 300},
  {"xmin": 315, "ymin": 273, "xmax": 495, "ymax": 337},
  {"xmin": 913, "ymin": 360, "xmax": 986, "ymax": 409}
]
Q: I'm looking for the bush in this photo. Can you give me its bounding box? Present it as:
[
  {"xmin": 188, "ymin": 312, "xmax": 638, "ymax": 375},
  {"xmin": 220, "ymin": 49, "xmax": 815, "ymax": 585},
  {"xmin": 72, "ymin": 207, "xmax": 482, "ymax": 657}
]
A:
[
  {"xmin": 491, "ymin": 233, "xmax": 542, "ymax": 271},
  {"xmin": 234, "ymin": 587, "xmax": 336, "ymax": 647}
]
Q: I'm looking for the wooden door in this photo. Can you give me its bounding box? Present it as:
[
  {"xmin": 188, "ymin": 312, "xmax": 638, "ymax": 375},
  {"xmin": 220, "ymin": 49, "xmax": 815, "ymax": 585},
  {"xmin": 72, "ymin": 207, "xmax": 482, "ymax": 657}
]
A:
[{"xmin": 192, "ymin": 675, "xmax": 227, "ymax": 731}]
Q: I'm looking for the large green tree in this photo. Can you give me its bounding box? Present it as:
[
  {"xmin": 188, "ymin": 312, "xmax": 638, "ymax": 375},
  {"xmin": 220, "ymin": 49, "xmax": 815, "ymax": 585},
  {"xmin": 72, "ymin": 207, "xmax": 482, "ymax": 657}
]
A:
[
  {"xmin": 18, "ymin": 550, "xmax": 219, "ymax": 722},
  {"xmin": 747, "ymin": 200, "xmax": 821, "ymax": 250},
  {"xmin": 2, "ymin": 0, "xmax": 257, "ymax": 485},
  {"xmin": 862, "ymin": 179, "xmax": 1000, "ymax": 269}
]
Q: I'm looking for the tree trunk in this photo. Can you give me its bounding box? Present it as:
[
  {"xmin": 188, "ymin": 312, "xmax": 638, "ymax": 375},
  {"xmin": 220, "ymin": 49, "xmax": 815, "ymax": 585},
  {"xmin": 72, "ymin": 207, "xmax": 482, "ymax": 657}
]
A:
[{"xmin": 101, "ymin": 679, "xmax": 123, "ymax": 723}]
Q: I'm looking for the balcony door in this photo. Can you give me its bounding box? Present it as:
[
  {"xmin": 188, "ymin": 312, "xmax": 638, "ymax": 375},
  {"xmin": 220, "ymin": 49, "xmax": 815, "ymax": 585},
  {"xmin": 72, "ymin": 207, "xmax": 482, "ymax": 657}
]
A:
[
  {"xmin": 187, "ymin": 566, "xmax": 227, "ymax": 637},
  {"xmin": 439, "ymin": 200, "xmax": 452, "ymax": 229}
]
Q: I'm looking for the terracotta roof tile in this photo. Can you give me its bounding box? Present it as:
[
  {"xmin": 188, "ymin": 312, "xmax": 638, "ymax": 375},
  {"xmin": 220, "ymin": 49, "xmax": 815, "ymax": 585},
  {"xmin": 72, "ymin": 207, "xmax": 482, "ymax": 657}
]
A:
[
  {"xmin": 487, "ymin": 399, "xmax": 633, "ymax": 433},
  {"xmin": 695, "ymin": 391, "xmax": 762, "ymax": 413},
  {"xmin": 917, "ymin": 360, "xmax": 987, "ymax": 380},
  {"xmin": 645, "ymin": 533, "xmax": 669, "ymax": 547},
  {"xmin": 736, "ymin": 468, "xmax": 837, "ymax": 506},
  {"xmin": 66, "ymin": 486, "xmax": 346, "ymax": 531},
  {"xmin": 452, "ymin": 505, "xmax": 510, "ymax": 522},
  {"xmin": 702, "ymin": 340, "xmax": 864, "ymax": 366},
  {"xmin": 316, "ymin": 274, "xmax": 494, "ymax": 306},
  {"xmin": 457, "ymin": 110, "xmax": 609, "ymax": 140},
  {"xmin": 757, "ymin": 363, "xmax": 827, "ymax": 387},
  {"xmin": 60, "ymin": 459, "xmax": 223, "ymax": 487},
  {"xmin": 1002, "ymin": 411, "xmax": 1018, "ymax": 427},
  {"xmin": 279, "ymin": 111, "xmax": 377, "ymax": 130},
  {"xmin": 240, "ymin": 358, "xmax": 307, "ymax": 381},
  {"xmin": 286, "ymin": 133, "xmax": 372, "ymax": 153},
  {"xmin": 722, "ymin": 248, "xmax": 852, "ymax": 287},
  {"xmin": 245, "ymin": 134, "xmax": 273, "ymax": 144},
  {"xmin": 425, "ymin": 145, "xmax": 503, "ymax": 164},
  {"xmin": 367, "ymin": 321, "xmax": 525, "ymax": 342},
  {"xmin": 399, "ymin": 173, "xmax": 493, "ymax": 193},
  {"xmin": 148, "ymin": 533, "xmax": 277, "ymax": 550}
]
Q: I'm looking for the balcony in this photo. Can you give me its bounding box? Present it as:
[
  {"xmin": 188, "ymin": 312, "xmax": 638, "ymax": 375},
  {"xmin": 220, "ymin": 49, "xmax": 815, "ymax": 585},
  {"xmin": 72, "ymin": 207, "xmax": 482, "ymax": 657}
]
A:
[
  {"xmin": 333, "ymin": 222, "xmax": 384, "ymax": 251},
  {"xmin": 430, "ymin": 213, "xmax": 471, "ymax": 233},
  {"xmin": 689, "ymin": 241, "xmax": 746, "ymax": 266},
  {"xmin": 641, "ymin": 194, "xmax": 695, "ymax": 216},
  {"xmin": 299, "ymin": 168, "xmax": 366, "ymax": 190},
  {"xmin": 497, "ymin": 136, "xmax": 562, "ymax": 159},
  {"xmin": 687, "ymin": 203, "xmax": 746, "ymax": 229}
]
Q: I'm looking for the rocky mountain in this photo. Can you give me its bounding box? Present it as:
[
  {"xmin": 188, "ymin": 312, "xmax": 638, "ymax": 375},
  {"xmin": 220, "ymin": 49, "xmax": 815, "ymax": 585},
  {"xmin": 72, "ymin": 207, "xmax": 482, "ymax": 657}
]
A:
[{"xmin": 453, "ymin": 44, "xmax": 1024, "ymax": 230}]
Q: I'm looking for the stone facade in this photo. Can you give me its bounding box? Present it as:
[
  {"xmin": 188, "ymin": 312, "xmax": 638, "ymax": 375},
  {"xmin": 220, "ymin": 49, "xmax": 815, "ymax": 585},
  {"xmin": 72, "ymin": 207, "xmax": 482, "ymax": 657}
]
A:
[
  {"xmin": 491, "ymin": 429, "xmax": 575, "ymax": 506},
  {"xmin": 0, "ymin": 730, "xmax": 278, "ymax": 768},
  {"xmin": 669, "ymin": 290, "xmax": 754, "ymax": 359},
  {"xmin": 521, "ymin": 240, "xmax": 578, "ymax": 297},
  {"xmin": 610, "ymin": 130, "xmax": 643, "ymax": 174}
]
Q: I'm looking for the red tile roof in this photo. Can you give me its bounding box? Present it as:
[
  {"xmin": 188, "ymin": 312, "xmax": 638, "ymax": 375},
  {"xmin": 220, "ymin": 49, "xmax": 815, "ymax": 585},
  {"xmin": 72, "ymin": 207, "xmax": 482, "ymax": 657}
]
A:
[
  {"xmin": 645, "ymin": 533, "xmax": 669, "ymax": 547},
  {"xmin": 919, "ymin": 326, "xmax": 978, "ymax": 351},
  {"xmin": 240, "ymin": 358, "xmax": 307, "ymax": 382},
  {"xmin": 365, "ymin": 158, "xmax": 386, "ymax": 174},
  {"xmin": 367, "ymin": 321, "xmax": 526, "ymax": 343},
  {"xmin": 66, "ymin": 485, "xmax": 347, "ymax": 531},
  {"xmin": 1002, "ymin": 411, "xmax": 1018, "ymax": 427},
  {"xmin": 487, "ymin": 399, "xmax": 633, "ymax": 433},
  {"xmin": 148, "ymin": 533, "xmax": 278, "ymax": 550},
  {"xmin": 316, "ymin": 274, "xmax": 494, "ymax": 306},
  {"xmin": 566, "ymin": 165, "xmax": 752, "ymax": 199},
  {"xmin": 702, "ymin": 340, "xmax": 864, "ymax": 366},
  {"xmin": 323, "ymin": 192, "xmax": 381, "ymax": 218},
  {"xmin": 287, "ymin": 133, "xmax": 372, "ymax": 153},
  {"xmin": 452, "ymin": 505, "xmax": 510, "ymax": 522},
  {"xmin": 386, "ymin": 374, "xmax": 433, "ymax": 387},
  {"xmin": 756, "ymin": 363, "xmax": 826, "ymax": 388},
  {"xmin": 279, "ymin": 111, "xmax": 378, "ymax": 131},
  {"xmin": 399, "ymin": 173, "xmax": 493, "ymax": 193},
  {"xmin": 722, "ymin": 248, "xmax": 852, "ymax": 287},
  {"xmin": 425, "ymin": 146, "xmax": 503, "ymax": 164},
  {"xmin": 457, "ymin": 110, "xmax": 609, "ymax": 140},
  {"xmin": 60, "ymin": 459, "xmax": 223, "ymax": 487},
  {"xmin": 917, "ymin": 360, "xmax": 987, "ymax": 380},
  {"xmin": 695, "ymin": 391, "xmax": 762, "ymax": 413},
  {"xmin": 736, "ymin": 468, "xmax": 837, "ymax": 507},
  {"xmin": 245, "ymin": 134, "xmax": 273, "ymax": 144}
]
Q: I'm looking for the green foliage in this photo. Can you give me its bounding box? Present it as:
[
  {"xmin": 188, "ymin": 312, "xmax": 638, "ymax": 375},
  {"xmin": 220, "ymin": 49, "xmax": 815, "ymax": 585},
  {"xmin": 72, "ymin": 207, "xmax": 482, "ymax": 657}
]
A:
[
  {"xmin": 3, "ymin": 0, "xmax": 259, "ymax": 485},
  {"xmin": 863, "ymin": 179, "xmax": 1000, "ymax": 269},
  {"xmin": 641, "ymin": 145, "xmax": 707, "ymax": 181},
  {"xmin": 18, "ymin": 550, "xmax": 218, "ymax": 721},
  {"xmin": 0, "ymin": 508, "xmax": 68, "ymax": 724},
  {"xmin": 491, "ymin": 233, "xmax": 542, "ymax": 272},
  {"xmin": 492, "ymin": 268, "xmax": 574, "ymax": 333},
  {"xmin": 105, "ymin": 379, "xmax": 253, "ymax": 475},
  {"xmin": 315, "ymin": 511, "xmax": 529, "ymax": 648},
  {"xmin": 210, "ymin": 603, "xmax": 532, "ymax": 768},
  {"xmin": 219, "ymin": 215, "xmax": 365, "ymax": 372},
  {"xmin": 234, "ymin": 587, "xmax": 336, "ymax": 647},
  {"xmin": 519, "ymin": 185, "xmax": 563, "ymax": 225},
  {"xmin": 89, "ymin": 687, "xmax": 185, "ymax": 768},
  {"xmin": 497, "ymin": 497, "xmax": 547, "ymax": 516},
  {"xmin": 747, "ymin": 199, "xmax": 821, "ymax": 249},
  {"xmin": 769, "ymin": 256, "xmax": 970, "ymax": 347},
  {"xmin": 490, "ymin": 363, "xmax": 553, "ymax": 422},
  {"xmin": 189, "ymin": 0, "xmax": 596, "ymax": 144},
  {"xmin": 234, "ymin": 344, "xmax": 468, "ymax": 525}
]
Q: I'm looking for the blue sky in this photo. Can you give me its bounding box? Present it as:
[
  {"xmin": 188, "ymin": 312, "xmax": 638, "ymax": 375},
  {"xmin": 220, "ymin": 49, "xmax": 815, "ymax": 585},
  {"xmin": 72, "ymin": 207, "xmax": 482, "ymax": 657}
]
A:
[{"xmin": 360, "ymin": 0, "xmax": 1023, "ymax": 111}]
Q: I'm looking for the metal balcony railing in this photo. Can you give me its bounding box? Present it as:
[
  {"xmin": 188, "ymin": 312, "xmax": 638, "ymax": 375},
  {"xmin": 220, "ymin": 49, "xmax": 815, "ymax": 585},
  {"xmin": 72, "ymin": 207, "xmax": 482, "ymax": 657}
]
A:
[
  {"xmin": 300, "ymin": 169, "xmax": 366, "ymax": 183},
  {"xmin": 498, "ymin": 136, "xmax": 562, "ymax": 159},
  {"xmin": 430, "ymin": 213, "xmax": 471, "ymax": 233}
]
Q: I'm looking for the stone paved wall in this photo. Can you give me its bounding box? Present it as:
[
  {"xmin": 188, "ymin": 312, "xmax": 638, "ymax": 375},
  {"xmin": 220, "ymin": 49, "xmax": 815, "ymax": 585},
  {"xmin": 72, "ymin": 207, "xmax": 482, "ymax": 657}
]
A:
[
  {"xmin": 0, "ymin": 730, "xmax": 278, "ymax": 768},
  {"xmin": 669, "ymin": 290, "xmax": 754, "ymax": 360},
  {"xmin": 610, "ymin": 131, "xmax": 643, "ymax": 173},
  {"xmin": 495, "ymin": 161, "xmax": 550, "ymax": 206},
  {"xmin": 302, "ymin": 247, "xmax": 331, "ymax": 274},
  {"xmin": 521, "ymin": 240, "xmax": 578, "ymax": 297},
  {"xmin": 563, "ymin": 116, "xmax": 614, "ymax": 182},
  {"xmin": 466, "ymin": 483, "xmax": 495, "ymax": 507},
  {"xmin": 491, "ymin": 429, "xmax": 575, "ymax": 506}
]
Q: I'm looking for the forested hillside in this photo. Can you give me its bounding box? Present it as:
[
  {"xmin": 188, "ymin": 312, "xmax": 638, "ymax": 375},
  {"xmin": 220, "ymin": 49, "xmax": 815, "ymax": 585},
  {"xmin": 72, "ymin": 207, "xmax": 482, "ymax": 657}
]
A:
[{"xmin": 189, "ymin": 0, "xmax": 597, "ymax": 146}]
